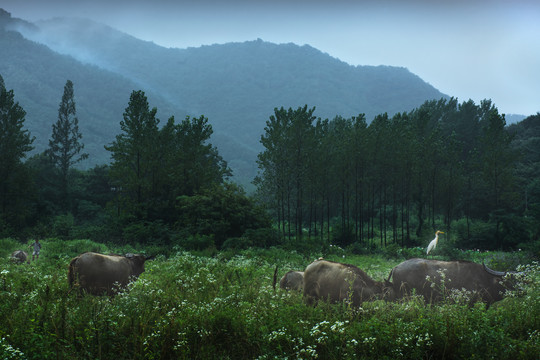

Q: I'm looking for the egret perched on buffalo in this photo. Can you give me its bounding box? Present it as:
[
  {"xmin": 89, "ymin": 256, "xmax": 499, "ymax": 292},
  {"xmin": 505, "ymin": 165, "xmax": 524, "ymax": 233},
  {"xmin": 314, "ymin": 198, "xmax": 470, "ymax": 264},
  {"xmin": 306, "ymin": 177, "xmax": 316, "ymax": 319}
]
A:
[{"xmin": 426, "ymin": 230, "xmax": 445, "ymax": 255}]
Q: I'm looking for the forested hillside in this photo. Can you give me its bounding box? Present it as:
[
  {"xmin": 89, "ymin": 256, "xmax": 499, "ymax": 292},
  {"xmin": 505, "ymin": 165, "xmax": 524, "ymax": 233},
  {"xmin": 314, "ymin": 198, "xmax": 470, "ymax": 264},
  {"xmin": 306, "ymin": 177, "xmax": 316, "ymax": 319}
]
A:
[{"xmin": 2, "ymin": 9, "xmax": 448, "ymax": 183}]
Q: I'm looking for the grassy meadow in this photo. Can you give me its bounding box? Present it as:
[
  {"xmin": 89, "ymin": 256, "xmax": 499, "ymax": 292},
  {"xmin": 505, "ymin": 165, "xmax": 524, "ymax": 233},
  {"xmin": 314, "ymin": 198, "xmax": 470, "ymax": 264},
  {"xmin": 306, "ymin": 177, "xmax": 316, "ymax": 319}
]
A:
[{"xmin": 0, "ymin": 238, "xmax": 539, "ymax": 359}]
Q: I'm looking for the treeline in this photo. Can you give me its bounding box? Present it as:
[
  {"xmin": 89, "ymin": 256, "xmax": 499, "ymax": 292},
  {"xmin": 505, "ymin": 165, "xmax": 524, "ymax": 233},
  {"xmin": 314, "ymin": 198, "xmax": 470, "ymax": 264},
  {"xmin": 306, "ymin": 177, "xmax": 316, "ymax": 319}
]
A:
[
  {"xmin": 256, "ymin": 101, "xmax": 540, "ymax": 251},
  {"xmin": 2, "ymin": 73, "xmax": 539, "ymax": 252},
  {"xmin": 0, "ymin": 76, "xmax": 272, "ymax": 249}
]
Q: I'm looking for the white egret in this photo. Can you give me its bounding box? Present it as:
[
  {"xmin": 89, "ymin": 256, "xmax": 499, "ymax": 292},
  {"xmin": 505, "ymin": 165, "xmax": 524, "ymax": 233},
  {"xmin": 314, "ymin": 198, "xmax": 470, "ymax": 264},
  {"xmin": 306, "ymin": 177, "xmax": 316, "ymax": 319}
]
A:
[{"xmin": 426, "ymin": 230, "xmax": 444, "ymax": 255}]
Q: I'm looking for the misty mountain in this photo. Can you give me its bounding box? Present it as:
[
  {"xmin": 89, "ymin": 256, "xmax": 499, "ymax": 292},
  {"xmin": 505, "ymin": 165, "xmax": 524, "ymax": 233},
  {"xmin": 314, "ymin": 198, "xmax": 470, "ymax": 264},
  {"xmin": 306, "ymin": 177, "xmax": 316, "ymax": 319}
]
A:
[
  {"xmin": 0, "ymin": 9, "xmax": 189, "ymax": 166},
  {"xmin": 2, "ymin": 9, "xmax": 449, "ymax": 186}
]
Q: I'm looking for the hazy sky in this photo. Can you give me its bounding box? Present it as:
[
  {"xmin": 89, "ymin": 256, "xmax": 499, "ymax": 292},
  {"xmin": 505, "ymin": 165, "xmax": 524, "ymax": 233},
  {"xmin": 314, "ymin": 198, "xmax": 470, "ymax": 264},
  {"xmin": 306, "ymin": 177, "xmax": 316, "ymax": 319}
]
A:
[{"xmin": 2, "ymin": 0, "xmax": 539, "ymax": 116}]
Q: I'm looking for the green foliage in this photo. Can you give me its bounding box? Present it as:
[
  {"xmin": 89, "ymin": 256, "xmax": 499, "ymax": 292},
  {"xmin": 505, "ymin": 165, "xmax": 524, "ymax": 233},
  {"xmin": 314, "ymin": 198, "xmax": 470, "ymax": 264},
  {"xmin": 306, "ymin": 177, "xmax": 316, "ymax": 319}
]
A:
[
  {"xmin": 243, "ymin": 227, "xmax": 282, "ymax": 248},
  {"xmin": 0, "ymin": 336, "xmax": 25, "ymax": 360},
  {"xmin": 454, "ymin": 218, "xmax": 496, "ymax": 250},
  {"xmin": 51, "ymin": 213, "xmax": 74, "ymax": 239},
  {"xmin": 178, "ymin": 234, "xmax": 216, "ymax": 252},
  {"xmin": 0, "ymin": 75, "xmax": 35, "ymax": 233},
  {"xmin": 46, "ymin": 79, "xmax": 88, "ymax": 212},
  {"xmin": 0, "ymin": 238, "xmax": 22, "ymax": 258},
  {"xmin": 400, "ymin": 246, "xmax": 425, "ymax": 259},
  {"xmin": 164, "ymin": 115, "xmax": 231, "ymax": 197},
  {"xmin": 256, "ymin": 105, "xmax": 318, "ymax": 241},
  {"xmin": 42, "ymin": 238, "xmax": 109, "ymax": 259},
  {"xmin": 256, "ymin": 98, "xmax": 535, "ymax": 251},
  {"xmin": 221, "ymin": 237, "xmax": 249, "ymax": 251},
  {"xmin": 103, "ymin": 92, "xmax": 234, "ymax": 242},
  {"xmin": 0, "ymin": 238, "xmax": 538, "ymax": 359},
  {"xmin": 122, "ymin": 220, "xmax": 170, "ymax": 245},
  {"xmin": 332, "ymin": 222, "xmax": 356, "ymax": 247},
  {"xmin": 347, "ymin": 241, "xmax": 377, "ymax": 255},
  {"xmin": 105, "ymin": 90, "xmax": 160, "ymax": 220},
  {"xmin": 176, "ymin": 183, "xmax": 272, "ymax": 249}
]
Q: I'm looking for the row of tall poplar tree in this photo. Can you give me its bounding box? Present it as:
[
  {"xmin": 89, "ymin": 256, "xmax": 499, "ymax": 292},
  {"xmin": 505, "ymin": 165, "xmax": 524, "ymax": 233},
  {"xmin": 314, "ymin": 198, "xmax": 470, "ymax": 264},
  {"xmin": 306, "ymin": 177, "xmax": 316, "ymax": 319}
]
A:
[{"xmin": 255, "ymin": 99, "xmax": 525, "ymax": 250}]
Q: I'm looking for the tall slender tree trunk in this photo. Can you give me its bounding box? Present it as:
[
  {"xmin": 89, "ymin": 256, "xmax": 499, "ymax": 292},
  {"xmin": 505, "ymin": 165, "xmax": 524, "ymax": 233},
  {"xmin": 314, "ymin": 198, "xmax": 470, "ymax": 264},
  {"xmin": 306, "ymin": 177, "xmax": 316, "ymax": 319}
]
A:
[
  {"xmin": 327, "ymin": 195, "xmax": 331, "ymax": 242},
  {"xmin": 286, "ymin": 183, "xmax": 291, "ymax": 241}
]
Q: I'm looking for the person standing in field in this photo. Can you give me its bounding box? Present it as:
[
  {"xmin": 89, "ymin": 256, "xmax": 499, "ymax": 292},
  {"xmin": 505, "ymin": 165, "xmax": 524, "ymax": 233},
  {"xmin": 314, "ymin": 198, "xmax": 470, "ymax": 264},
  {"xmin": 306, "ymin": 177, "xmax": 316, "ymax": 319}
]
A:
[{"xmin": 30, "ymin": 239, "xmax": 41, "ymax": 261}]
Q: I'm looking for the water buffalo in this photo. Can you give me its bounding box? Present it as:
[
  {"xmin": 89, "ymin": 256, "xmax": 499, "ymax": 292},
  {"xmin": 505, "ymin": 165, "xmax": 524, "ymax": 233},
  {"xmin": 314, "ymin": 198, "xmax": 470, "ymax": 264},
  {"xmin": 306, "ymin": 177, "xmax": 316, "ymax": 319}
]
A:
[
  {"xmin": 68, "ymin": 252, "xmax": 151, "ymax": 295},
  {"xmin": 389, "ymin": 258, "xmax": 512, "ymax": 306},
  {"xmin": 303, "ymin": 259, "xmax": 394, "ymax": 306},
  {"xmin": 10, "ymin": 250, "xmax": 28, "ymax": 264},
  {"xmin": 279, "ymin": 270, "xmax": 304, "ymax": 291}
]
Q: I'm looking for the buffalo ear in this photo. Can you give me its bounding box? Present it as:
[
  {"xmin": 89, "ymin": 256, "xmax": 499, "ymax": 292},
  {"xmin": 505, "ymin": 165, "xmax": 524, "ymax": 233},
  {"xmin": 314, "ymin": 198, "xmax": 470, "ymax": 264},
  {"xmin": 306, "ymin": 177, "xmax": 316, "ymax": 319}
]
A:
[{"xmin": 145, "ymin": 255, "xmax": 156, "ymax": 261}]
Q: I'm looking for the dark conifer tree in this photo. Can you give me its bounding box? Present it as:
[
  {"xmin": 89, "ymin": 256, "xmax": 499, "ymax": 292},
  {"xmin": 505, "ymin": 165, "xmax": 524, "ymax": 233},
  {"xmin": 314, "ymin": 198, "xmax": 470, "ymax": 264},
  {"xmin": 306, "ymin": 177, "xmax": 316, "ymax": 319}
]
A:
[
  {"xmin": 0, "ymin": 75, "xmax": 35, "ymax": 232},
  {"xmin": 47, "ymin": 80, "xmax": 88, "ymax": 211},
  {"xmin": 105, "ymin": 90, "xmax": 159, "ymax": 220}
]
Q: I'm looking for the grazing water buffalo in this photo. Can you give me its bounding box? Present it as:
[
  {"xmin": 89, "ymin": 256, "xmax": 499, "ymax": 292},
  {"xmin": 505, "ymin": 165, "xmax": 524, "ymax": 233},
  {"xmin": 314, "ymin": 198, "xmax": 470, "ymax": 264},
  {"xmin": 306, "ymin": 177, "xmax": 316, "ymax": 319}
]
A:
[
  {"xmin": 279, "ymin": 271, "xmax": 304, "ymax": 291},
  {"xmin": 389, "ymin": 258, "xmax": 512, "ymax": 306},
  {"xmin": 10, "ymin": 250, "xmax": 28, "ymax": 264},
  {"xmin": 68, "ymin": 252, "xmax": 150, "ymax": 295},
  {"xmin": 303, "ymin": 259, "xmax": 394, "ymax": 306}
]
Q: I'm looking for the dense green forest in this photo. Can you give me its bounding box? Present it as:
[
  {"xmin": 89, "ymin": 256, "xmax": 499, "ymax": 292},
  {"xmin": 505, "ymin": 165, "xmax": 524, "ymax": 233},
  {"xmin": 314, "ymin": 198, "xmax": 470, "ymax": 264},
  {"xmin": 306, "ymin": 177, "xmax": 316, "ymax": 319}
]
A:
[
  {"xmin": 1, "ymin": 73, "xmax": 539, "ymax": 255},
  {"xmin": 256, "ymin": 101, "xmax": 540, "ymax": 253},
  {"xmin": 0, "ymin": 75, "xmax": 271, "ymax": 251}
]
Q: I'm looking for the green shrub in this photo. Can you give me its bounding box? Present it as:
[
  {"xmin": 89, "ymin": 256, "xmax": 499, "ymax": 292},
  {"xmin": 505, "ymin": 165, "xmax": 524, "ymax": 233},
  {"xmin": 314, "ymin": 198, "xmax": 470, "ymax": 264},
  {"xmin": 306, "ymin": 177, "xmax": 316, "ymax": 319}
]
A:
[
  {"xmin": 243, "ymin": 227, "xmax": 282, "ymax": 248},
  {"xmin": 221, "ymin": 237, "xmax": 252, "ymax": 250},
  {"xmin": 518, "ymin": 239, "xmax": 540, "ymax": 259},
  {"xmin": 40, "ymin": 238, "xmax": 110, "ymax": 262},
  {"xmin": 400, "ymin": 246, "xmax": 424, "ymax": 259},
  {"xmin": 381, "ymin": 243, "xmax": 402, "ymax": 258},
  {"xmin": 179, "ymin": 234, "xmax": 215, "ymax": 251},
  {"xmin": 0, "ymin": 337, "xmax": 25, "ymax": 360},
  {"xmin": 0, "ymin": 219, "xmax": 14, "ymax": 239},
  {"xmin": 484, "ymin": 251, "xmax": 527, "ymax": 271},
  {"xmin": 499, "ymin": 214, "xmax": 530, "ymax": 249},
  {"xmin": 122, "ymin": 220, "xmax": 170, "ymax": 244},
  {"xmin": 281, "ymin": 235, "xmax": 326, "ymax": 255},
  {"xmin": 52, "ymin": 213, "xmax": 75, "ymax": 239},
  {"xmin": 347, "ymin": 241, "xmax": 377, "ymax": 255},
  {"xmin": 454, "ymin": 218, "xmax": 496, "ymax": 250},
  {"xmin": 332, "ymin": 222, "xmax": 355, "ymax": 247},
  {"xmin": 0, "ymin": 238, "xmax": 22, "ymax": 258},
  {"xmin": 69, "ymin": 224, "xmax": 111, "ymax": 243},
  {"xmin": 29, "ymin": 221, "xmax": 54, "ymax": 239}
]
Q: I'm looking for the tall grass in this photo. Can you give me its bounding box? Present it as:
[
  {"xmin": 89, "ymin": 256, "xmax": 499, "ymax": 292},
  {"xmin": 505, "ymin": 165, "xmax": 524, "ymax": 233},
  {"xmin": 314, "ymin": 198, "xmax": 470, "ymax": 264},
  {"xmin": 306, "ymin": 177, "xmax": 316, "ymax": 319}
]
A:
[{"xmin": 0, "ymin": 238, "xmax": 538, "ymax": 359}]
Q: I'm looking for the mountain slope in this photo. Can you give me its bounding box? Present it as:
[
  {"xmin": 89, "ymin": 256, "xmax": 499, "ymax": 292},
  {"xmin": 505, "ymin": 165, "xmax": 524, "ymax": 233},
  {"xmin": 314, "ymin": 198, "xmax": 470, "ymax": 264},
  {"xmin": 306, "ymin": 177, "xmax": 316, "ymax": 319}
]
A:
[
  {"xmin": 2, "ymin": 10, "xmax": 449, "ymax": 185},
  {"xmin": 1, "ymin": 9, "xmax": 190, "ymax": 167}
]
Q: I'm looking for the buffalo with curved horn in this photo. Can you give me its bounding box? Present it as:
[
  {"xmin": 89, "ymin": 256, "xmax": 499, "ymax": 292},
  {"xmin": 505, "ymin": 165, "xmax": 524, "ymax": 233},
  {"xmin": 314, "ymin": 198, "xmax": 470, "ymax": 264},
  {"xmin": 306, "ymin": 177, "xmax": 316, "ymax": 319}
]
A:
[{"xmin": 389, "ymin": 258, "xmax": 513, "ymax": 306}]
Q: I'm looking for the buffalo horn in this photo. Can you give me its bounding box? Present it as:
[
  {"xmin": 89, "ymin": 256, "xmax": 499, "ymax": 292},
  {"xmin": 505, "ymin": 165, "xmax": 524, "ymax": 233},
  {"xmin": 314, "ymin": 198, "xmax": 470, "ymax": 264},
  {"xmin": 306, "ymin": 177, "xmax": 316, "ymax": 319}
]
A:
[
  {"xmin": 483, "ymin": 262, "xmax": 506, "ymax": 277},
  {"xmin": 272, "ymin": 265, "xmax": 278, "ymax": 291}
]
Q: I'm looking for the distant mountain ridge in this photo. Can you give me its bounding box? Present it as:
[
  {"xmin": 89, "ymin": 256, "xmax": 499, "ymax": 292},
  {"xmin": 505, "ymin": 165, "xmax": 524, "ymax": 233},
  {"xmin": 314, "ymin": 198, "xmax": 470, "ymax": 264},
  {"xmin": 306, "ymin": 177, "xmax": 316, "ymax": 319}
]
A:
[{"xmin": 2, "ymin": 9, "xmax": 450, "ymax": 185}]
